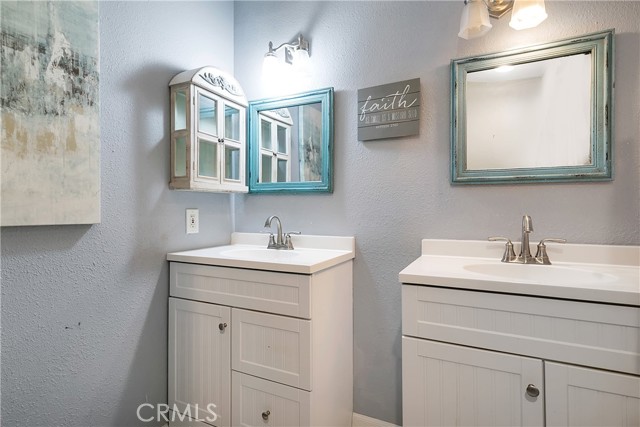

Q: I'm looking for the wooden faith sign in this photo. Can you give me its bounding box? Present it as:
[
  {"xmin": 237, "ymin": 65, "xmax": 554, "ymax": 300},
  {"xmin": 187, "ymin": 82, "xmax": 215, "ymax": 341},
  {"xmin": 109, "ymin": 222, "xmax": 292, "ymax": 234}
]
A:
[{"xmin": 357, "ymin": 78, "xmax": 420, "ymax": 141}]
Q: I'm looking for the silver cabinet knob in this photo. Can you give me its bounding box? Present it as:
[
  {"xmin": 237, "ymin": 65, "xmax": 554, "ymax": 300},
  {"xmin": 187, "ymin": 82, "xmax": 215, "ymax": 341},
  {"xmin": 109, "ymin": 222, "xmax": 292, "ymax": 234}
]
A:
[
  {"xmin": 218, "ymin": 322, "xmax": 227, "ymax": 331},
  {"xmin": 526, "ymin": 384, "xmax": 540, "ymax": 397},
  {"xmin": 262, "ymin": 410, "xmax": 271, "ymax": 421}
]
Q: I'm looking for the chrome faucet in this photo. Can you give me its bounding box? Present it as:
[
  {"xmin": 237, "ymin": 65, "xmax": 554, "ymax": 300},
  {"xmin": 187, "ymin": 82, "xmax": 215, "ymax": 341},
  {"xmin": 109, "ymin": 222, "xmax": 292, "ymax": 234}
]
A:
[
  {"xmin": 489, "ymin": 215, "xmax": 566, "ymax": 265},
  {"xmin": 263, "ymin": 215, "xmax": 299, "ymax": 250},
  {"xmin": 518, "ymin": 215, "xmax": 536, "ymax": 264}
]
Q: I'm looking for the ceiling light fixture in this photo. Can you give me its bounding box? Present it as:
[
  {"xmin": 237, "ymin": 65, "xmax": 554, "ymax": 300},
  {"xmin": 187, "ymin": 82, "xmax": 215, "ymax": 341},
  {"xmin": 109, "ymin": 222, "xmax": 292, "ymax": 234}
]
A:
[{"xmin": 458, "ymin": 0, "xmax": 548, "ymax": 40}]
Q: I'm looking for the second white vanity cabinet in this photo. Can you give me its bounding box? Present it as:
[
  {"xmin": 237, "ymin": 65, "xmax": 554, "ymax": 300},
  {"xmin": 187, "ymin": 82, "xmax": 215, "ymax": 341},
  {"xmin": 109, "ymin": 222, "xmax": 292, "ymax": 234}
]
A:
[
  {"xmin": 167, "ymin": 235, "xmax": 354, "ymax": 427},
  {"xmin": 400, "ymin": 239, "xmax": 640, "ymax": 427}
]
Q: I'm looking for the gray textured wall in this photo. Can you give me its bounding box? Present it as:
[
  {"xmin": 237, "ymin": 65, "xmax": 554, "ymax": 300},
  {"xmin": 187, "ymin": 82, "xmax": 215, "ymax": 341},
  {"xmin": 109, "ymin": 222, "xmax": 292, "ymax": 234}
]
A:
[
  {"xmin": 233, "ymin": 2, "xmax": 640, "ymax": 424},
  {"xmin": 1, "ymin": 2, "xmax": 235, "ymax": 426}
]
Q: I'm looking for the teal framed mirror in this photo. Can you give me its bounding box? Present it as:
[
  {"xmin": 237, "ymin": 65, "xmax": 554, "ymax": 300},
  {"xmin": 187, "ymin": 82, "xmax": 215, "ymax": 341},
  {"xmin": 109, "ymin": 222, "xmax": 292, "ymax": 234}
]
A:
[
  {"xmin": 451, "ymin": 30, "xmax": 614, "ymax": 184},
  {"xmin": 248, "ymin": 88, "xmax": 334, "ymax": 193}
]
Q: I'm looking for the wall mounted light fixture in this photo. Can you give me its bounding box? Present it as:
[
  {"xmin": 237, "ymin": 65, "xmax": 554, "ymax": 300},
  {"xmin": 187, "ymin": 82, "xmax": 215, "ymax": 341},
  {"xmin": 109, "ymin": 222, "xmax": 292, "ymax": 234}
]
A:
[
  {"xmin": 458, "ymin": 0, "xmax": 548, "ymax": 40},
  {"xmin": 262, "ymin": 34, "xmax": 311, "ymax": 82}
]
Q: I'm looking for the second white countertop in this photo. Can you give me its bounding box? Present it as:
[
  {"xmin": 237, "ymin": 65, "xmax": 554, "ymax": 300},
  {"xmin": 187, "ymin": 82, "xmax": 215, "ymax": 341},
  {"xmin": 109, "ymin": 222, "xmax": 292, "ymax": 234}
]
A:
[{"xmin": 400, "ymin": 239, "xmax": 640, "ymax": 306}]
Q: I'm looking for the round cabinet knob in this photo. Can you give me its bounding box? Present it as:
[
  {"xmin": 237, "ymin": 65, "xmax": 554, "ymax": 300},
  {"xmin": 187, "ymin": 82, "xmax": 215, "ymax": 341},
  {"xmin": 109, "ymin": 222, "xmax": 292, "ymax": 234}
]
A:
[
  {"xmin": 218, "ymin": 322, "xmax": 227, "ymax": 331},
  {"xmin": 262, "ymin": 410, "xmax": 271, "ymax": 421},
  {"xmin": 526, "ymin": 384, "xmax": 540, "ymax": 398}
]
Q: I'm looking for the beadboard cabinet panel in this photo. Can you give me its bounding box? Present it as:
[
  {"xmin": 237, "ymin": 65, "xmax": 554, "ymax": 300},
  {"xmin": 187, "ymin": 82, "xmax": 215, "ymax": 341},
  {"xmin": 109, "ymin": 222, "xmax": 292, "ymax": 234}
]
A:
[
  {"xmin": 231, "ymin": 371, "xmax": 311, "ymax": 427},
  {"xmin": 169, "ymin": 298, "xmax": 231, "ymax": 427},
  {"xmin": 232, "ymin": 308, "xmax": 312, "ymax": 390},
  {"xmin": 403, "ymin": 337, "xmax": 543, "ymax": 427},
  {"xmin": 402, "ymin": 285, "xmax": 640, "ymax": 375},
  {"xmin": 546, "ymin": 362, "xmax": 640, "ymax": 427},
  {"xmin": 170, "ymin": 262, "xmax": 311, "ymax": 318}
]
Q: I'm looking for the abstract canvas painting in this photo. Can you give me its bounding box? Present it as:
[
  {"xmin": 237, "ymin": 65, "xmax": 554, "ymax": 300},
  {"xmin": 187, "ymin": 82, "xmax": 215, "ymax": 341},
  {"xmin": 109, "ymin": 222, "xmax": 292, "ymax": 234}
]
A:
[{"xmin": 1, "ymin": 1, "xmax": 100, "ymax": 226}]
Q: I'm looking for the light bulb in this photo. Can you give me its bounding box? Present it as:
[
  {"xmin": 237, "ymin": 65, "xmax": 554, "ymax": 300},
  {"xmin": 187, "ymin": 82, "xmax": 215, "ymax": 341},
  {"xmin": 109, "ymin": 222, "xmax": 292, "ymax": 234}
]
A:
[
  {"xmin": 262, "ymin": 51, "xmax": 280, "ymax": 82},
  {"xmin": 292, "ymin": 48, "xmax": 311, "ymax": 78},
  {"xmin": 509, "ymin": 0, "xmax": 548, "ymax": 30},
  {"xmin": 458, "ymin": 0, "xmax": 492, "ymax": 40}
]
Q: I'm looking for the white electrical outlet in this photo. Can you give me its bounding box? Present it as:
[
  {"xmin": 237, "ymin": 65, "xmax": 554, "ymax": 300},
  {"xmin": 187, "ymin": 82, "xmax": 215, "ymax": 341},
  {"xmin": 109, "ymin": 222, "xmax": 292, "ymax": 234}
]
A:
[{"xmin": 186, "ymin": 208, "xmax": 199, "ymax": 234}]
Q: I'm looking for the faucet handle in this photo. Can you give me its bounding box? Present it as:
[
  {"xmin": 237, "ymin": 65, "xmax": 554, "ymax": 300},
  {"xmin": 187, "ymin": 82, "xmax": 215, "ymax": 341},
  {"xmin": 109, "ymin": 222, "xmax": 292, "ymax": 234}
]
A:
[
  {"xmin": 488, "ymin": 237, "xmax": 517, "ymax": 263},
  {"xmin": 284, "ymin": 231, "xmax": 301, "ymax": 250},
  {"xmin": 266, "ymin": 233, "xmax": 277, "ymax": 249},
  {"xmin": 535, "ymin": 238, "xmax": 567, "ymax": 265}
]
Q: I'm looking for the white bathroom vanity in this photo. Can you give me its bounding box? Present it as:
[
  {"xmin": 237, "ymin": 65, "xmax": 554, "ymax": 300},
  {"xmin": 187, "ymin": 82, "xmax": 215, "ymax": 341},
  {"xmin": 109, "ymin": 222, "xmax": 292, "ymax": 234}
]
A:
[{"xmin": 400, "ymin": 239, "xmax": 640, "ymax": 427}]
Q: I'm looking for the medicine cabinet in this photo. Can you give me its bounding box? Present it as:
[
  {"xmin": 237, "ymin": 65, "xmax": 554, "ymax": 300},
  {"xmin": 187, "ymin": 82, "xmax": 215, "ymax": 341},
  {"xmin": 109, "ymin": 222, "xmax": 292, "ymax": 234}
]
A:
[{"xmin": 169, "ymin": 66, "xmax": 248, "ymax": 193}]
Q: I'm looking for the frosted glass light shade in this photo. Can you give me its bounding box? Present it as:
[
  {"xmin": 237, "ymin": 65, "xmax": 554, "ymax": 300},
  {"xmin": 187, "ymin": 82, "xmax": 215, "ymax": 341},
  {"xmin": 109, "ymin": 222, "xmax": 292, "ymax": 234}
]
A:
[
  {"xmin": 509, "ymin": 0, "xmax": 548, "ymax": 30},
  {"xmin": 292, "ymin": 48, "xmax": 311, "ymax": 78},
  {"xmin": 459, "ymin": 0, "xmax": 492, "ymax": 40},
  {"xmin": 262, "ymin": 52, "xmax": 280, "ymax": 82}
]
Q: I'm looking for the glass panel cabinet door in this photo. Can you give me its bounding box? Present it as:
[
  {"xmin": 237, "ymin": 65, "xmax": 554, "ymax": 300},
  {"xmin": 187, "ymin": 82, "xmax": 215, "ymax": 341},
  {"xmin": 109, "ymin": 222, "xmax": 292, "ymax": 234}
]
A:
[
  {"xmin": 198, "ymin": 93, "xmax": 218, "ymax": 136},
  {"xmin": 174, "ymin": 89, "xmax": 187, "ymax": 131},
  {"xmin": 277, "ymin": 158, "xmax": 288, "ymax": 182},
  {"xmin": 198, "ymin": 138, "xmax": 218, "ymax": 178},
  {"xmin": 260, "ymin": 119, "xmax": 272, "ymax": 150},
  {"xmin": 174, "ymin": 136, "xmax": 187, "ymax": 177},
  {"xmin": 224, "ymin": 105, "xmax": 241, "ymax": 142},
  {"xmin": 277, "ymin": 125, "xmax": 288, "ymax": 154},
  {"xmin": 261, "ymin": 154, "xmax": 272, "ymax": 183},
  {"xmin": 224, "ymin": 145, "xmax": 240, "ymax": 181}
]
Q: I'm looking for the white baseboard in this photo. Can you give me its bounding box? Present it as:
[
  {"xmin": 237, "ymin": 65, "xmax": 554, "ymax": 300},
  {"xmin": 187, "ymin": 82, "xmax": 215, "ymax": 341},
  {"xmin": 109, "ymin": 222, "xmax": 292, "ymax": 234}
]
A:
[{"xmin": 352, "ymin": 413, "xmax": 399, "ymax": 427}]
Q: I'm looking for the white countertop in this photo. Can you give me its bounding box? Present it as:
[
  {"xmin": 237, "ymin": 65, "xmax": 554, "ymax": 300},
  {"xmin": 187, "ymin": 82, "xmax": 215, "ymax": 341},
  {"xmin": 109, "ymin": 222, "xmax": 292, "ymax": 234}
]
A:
[
  {"xmin": 399, "ymin": 239, "xmax": 640, "ymax": 306},
  {"xmin": 167, "ymin": 232, "xmax": 355, "ymax": 274}
]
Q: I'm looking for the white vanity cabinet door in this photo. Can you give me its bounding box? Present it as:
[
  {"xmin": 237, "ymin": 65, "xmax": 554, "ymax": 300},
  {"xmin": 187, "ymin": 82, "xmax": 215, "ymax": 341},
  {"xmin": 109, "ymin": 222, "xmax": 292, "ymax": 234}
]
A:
[
  {"xmin": 169, "ymin": 298, "xmax": 231, "ymax": 427},
  {"xmin": 232, "ymin": 371, "xmax": 311, "ymax": 427},
  {"xmin": 402, "ymin": 337, "xmax": 544, "ymax": 427},
  {"xmin": 546, "ymin": 362, "xmax": 640, "ymax": 427},
  {"xmin": 232, "ymin": 308, "xmax": 312, "ymax": 390}
]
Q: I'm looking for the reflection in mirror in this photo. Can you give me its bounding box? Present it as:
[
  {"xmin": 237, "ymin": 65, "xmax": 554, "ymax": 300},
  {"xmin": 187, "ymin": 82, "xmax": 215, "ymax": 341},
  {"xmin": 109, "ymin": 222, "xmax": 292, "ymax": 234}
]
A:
[
  {"xmin": 451, "ymin": 30, "xmax": 613, "ymax": 184},
  {"xmin": 258, "ymin": 103, "xmax": 323, "ymax": 184},
  {"xmin": 467, "ymin": 54, "xmax": 592, "ymax": 170},
  {"xmin": 248, "ymin": 88, "xmax": 333, "ymax": 193}
]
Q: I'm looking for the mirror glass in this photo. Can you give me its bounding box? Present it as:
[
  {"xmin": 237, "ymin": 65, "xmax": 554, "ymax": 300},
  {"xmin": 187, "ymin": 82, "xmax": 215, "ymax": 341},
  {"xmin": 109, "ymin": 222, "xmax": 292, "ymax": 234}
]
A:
[
  {"xmin": 248, "ymin": 88, "xmax": 333, "ymax": 193},
  {"xmin": 451, "ymin": 30, "xmax": 613, "ymax": 184}
]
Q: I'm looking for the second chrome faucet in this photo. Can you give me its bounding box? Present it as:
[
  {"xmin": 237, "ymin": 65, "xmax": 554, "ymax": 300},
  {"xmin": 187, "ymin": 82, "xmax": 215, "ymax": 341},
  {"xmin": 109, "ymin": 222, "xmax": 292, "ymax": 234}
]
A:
[{"xmin": 490, "ymin": 215, "xmax": 566, "ymax": 265}]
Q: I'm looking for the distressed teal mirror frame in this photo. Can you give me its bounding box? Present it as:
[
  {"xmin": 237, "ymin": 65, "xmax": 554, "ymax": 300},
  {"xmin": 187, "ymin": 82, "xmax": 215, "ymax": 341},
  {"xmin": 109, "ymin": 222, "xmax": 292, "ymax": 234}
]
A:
[
  {"xmin": 451, "ymin": 30, "xmax": 614, "ymax": 184},
  {"xmin": 248, "ymin": 88, "xmax": 334, "ymax": 193}
]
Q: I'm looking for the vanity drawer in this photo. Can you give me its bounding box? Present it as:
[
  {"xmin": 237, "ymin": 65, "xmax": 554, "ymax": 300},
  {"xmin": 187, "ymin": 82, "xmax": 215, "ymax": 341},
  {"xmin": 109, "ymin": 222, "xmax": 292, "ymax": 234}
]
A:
[
  {"xmin": 402, "ymin": 285, "xmax": 640, "ymax": 375},
  {"xmin": 232, "ymin": 308, "xmax": 312, "ymax": 390},
  {"xmin": 170, "ymin": 262, "xmax": 311, "ymax": 318},
  {"xmin": 232, "ymin": 371, "xmax": 311, "ymax": 427}
]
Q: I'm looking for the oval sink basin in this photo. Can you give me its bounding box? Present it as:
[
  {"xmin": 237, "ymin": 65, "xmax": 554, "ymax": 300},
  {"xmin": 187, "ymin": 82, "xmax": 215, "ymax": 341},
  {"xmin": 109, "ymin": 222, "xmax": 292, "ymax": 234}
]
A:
[
  {"xmin": 463, "ymin": 263, "xmax": 618, "ymax": 286},
  {"xmin": 221, "ymin": 248, "xmax": 301, "ymax": 262}
]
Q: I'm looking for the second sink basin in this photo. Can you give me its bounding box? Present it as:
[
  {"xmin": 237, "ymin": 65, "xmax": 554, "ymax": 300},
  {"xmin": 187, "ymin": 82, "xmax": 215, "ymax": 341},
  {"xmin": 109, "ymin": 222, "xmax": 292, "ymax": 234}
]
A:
[{"xmin": 463, "ymin": 262, "xmax": 618, "ymax": 286}]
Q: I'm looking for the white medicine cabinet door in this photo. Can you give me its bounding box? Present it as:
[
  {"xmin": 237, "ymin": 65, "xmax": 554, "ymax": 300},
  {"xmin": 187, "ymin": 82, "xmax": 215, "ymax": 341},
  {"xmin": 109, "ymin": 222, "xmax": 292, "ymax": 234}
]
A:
[
  {"xmin": 194, "ymin": 89, "xmax": 246, "ymax": 188},
  {"xmin": 221, "ymin": 100, "xmax": 245, "ymax": 185},
  {"xmin": 402, "ymin": 337, "xmax": 544, "ymax": 427},
  {"xmin": 546, "ymin": 362, "xmax": 640, "ymax": 427},
  {"xmin": 169, "ymin": 298, "xmax": 231, "ymax": 427},
  {"xmin": 195, "ymin": 89, "xmax": 221, "ymax": 184}
]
